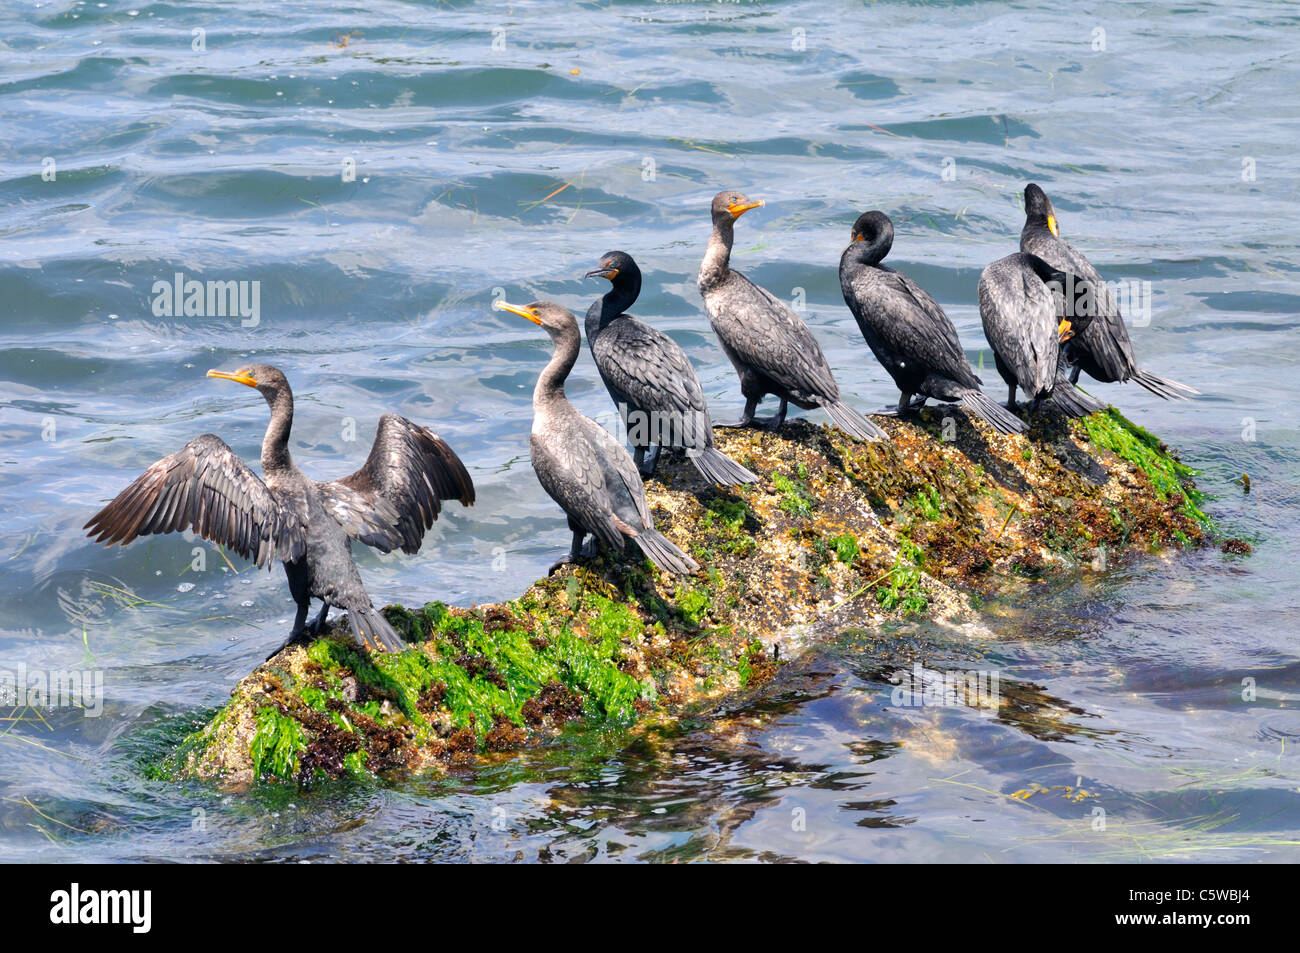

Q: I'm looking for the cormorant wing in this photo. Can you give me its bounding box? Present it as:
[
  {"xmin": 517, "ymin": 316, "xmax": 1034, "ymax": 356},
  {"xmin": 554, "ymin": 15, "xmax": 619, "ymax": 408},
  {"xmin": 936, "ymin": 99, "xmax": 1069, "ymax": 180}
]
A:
[
  {"xmin": 1021, "ymin": 228, "xmax": 1136, "ymax": 380},
  {"xmin": 592, "ymin": 316, "xmax": 708, "ymax": 416},
  {"xmin": 319, "ymin": 414, "xmax": 474, "ymax": 555},
  {"xmin": 726, "ymin": 272, "xmax": 840, "ymax": 400},
  {"xmin": 531, "ymin": 422, "xmax": 638, "ymax": 550},
  {"xmin": 977, "ymin": 255, "xmax": 1057, "ymax": 396},
  {"xmin": 84, "ymin": 433, "xmax": 305, "ymax": 568},
  {"xmin": 848, "ymin": 266, "xmax": 979, "ymax": 388}
]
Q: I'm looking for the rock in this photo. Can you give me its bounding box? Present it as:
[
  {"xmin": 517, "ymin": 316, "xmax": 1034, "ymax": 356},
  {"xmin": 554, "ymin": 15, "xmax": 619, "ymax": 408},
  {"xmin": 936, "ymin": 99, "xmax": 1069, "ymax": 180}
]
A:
[{"xmin": 163, "ymin": 405, "xmax": 1218, "ymax": 788}]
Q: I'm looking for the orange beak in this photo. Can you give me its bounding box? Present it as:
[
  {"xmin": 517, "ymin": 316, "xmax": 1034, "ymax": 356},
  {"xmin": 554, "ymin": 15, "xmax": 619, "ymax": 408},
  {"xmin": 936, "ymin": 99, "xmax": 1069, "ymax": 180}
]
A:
[
  {"xmin": 1057, "ymin": 319, "xmax": 1074, "ymax": 343},
  {"xmin": 727, "ymin": 199, "xmax": 764, "ymax": 218},
  {"xmin": 493, "ymin": 300, "xmax": 542, "ymax": 325},
  {"xmin": 1047, "ymin": 214, "xmax": 1059, "ymax": 237},
  {"xmin": 207, "ymin": 369, "xmax": 258, "ymax": 388}
]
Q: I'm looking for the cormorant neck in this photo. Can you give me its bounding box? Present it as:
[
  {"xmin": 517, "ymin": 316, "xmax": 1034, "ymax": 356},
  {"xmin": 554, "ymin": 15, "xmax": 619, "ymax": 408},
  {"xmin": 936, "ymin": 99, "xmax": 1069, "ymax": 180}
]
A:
[
  {"xmin": 699, "ymin": 218, "xmax": 734, "ymax": 291},
  {"xmin": 599, "ymin": 271, "xmax": 640, "ymax": 328},
  {"xmin": 536, "ymin": 323, "xmax": 580, "ymax": 410},
  {"xmin": 261, "ymin": 389, "xmax": 294, "ymax": 473},
  {"xmin": 846, "ymin": 228, "xmax": 891, "ymax": 268}
]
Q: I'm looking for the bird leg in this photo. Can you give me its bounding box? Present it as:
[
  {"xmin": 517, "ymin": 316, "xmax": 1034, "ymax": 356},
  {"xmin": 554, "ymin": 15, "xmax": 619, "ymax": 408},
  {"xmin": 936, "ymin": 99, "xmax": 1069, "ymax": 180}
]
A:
[
  {"xmin": 309, "ymin": 602, "xmax": 330, "ymax": 636},
  {"xmin": 548, "ymin": 529, "xmax": 588, "ymax": 575},
  {"xmin": 640, "ymin": 446, "xmax": 661, "ymax": 477},
  {"xmin": 632, "ymin": 447, "xmax": 646, "ymax": 471},
  {"xmin": 268, "ymin": 602, "xmax": 311, "ymax": 660},
  {"xmin": 1006, "ymin": 383, "xmax": 1018, "ymax": 411},
  {"xmin": 877, "ymin": 392, "xmax": 927, "ymax": 416},
  {"xmin": 1068, "ymin": 364, "xmax": 1081, "ymax": 384},
  {"xmin": 715, "ymin": 397, "xmax": 758, "ymax": 429},
  {"xmin": 763, "ymin": 398, "xmax": 789, "ymax": 432}
]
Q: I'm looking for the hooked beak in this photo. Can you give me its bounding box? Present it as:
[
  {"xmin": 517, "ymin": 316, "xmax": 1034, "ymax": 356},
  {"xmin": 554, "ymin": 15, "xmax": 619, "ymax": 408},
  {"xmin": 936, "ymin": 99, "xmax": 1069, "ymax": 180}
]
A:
[
  {"xmin": 851, "ymin": 232, "xmax": 865, "ymax": 243},
  {"xmin": 1047, "ymin": 214, "xmax": 1058, "ymax": 237},
  {"xmin": 493, "ymin": 299, "xmax": 542, "ymax": 325},
  {"xmin": 584, "ymin": 266, "xmax": 618, "ymax": 281},
  {"xmin": 207, "ymin": 369, "xmax": 258, "ymax": 388},
  {"xmin": 728, "ymin": 198, "xmax": 764, "ymax": 219},
  {"xmin": 1057, "ymin": 318, "xmax": 1074, "ymax": 343}
]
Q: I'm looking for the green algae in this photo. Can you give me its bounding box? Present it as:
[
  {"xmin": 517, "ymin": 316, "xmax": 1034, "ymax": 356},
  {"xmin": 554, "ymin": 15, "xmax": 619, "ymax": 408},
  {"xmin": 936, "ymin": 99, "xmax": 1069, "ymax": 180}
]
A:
[
  {"xmin": 250, "ymin": 706, "xmax": 306, "ymax": 782},
  {"xmin": 1080, "ymin": 408, "xmax": 1212, "ymax": 528},
  {"xmin": 876, "ymin": 538, "xmax": 928, "ymax": 617}
]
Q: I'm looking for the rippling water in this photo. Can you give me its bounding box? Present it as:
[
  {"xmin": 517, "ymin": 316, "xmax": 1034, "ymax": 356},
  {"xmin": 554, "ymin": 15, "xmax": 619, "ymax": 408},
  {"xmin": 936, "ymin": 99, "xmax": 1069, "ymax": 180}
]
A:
[{"xmin": 2, "ymin": 0, "xmax": 1298, "ymax": 862}]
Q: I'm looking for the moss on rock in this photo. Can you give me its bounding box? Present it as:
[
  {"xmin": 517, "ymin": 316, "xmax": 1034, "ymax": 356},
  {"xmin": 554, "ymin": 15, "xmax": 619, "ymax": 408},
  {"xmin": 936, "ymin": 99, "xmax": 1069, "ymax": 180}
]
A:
[{"xmin": 170, "ymin": 402, "xmax": 1222, "ymax": 788}]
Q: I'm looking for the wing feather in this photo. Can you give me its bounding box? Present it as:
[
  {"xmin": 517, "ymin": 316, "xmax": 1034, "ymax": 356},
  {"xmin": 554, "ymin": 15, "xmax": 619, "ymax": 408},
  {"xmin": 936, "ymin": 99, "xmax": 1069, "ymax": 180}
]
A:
[{"xmin": 84, "ymin": 434, "xmax": 303, "ymax": 568}]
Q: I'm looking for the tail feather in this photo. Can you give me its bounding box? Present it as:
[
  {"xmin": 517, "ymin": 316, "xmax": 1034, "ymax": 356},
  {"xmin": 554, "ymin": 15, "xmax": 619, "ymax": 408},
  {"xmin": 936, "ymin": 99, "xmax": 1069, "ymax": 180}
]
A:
[
  {"xmin": 347, "ymin": 605, "xmax": 407, "ymax": 653},
  {"xmin": 686, "ymin": 446, "xmax": 758, "ymax": 486},
  {"xmin": 959, "ymin": 389, "xmax": 1027, "ymax": 435},
  {"xmin": 1048, "ymin": 375, "xmax": 1108, "ymax": 418},
  {"xmin": 821, "ymin": 399, "xmax": 888, "ymax": 442},
  {"xmin": 1132, "ymin": 369, "xmax": 1199, "ymax": 401},
  {"xmin": 634, "ymin": 528, "xmax": 700, "ymax": 575}
]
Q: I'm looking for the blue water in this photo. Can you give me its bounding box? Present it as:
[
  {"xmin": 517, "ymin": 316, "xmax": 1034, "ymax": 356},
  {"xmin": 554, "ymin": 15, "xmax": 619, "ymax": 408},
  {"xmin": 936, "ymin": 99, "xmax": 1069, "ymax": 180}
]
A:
[{"xmin": 1, "ymin": 0, "xmax": 1297, "ymax": 861}]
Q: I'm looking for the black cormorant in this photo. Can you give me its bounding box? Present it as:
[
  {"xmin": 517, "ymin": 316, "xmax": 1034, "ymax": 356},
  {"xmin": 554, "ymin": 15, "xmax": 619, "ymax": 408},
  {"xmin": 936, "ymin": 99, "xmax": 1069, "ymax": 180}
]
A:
[
  {"xmin": 584, "ymin": 250, "xmax": 757, "ymax": 484},
  {"xmin": 85, "ymin": 364, "xmax": 475, "ymax": 654},
  {"xmin": 978, "ymin": 252, "xmax": 1107, "ymax": 416},
  {"xmin": 698, "ymin": 190, "xmax": 886, "ymax": 441},
  {"xmin": 839, "ymin": 210, "xmax": 1026, "ymax": 434},
  {"xmin": 1021, "ymin": 183, "xmax": 1198, "ymax": 400},
  {"xmin": 494, "ymin": 299, "xmax": 699, "ymax": 575}
]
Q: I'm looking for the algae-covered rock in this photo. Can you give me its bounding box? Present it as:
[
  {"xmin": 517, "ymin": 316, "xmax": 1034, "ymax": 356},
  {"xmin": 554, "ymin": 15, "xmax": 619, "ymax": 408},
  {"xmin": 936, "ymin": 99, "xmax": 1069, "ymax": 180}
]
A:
[{"xmin": 169, "ymin": 404, "xmax": 1217, "ymax": 788}]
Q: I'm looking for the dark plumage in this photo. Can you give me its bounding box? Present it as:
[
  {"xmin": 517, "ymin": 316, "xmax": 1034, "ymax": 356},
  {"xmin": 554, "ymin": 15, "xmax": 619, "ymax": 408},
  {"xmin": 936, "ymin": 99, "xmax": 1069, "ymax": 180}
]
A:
[
  {"xmin": 698, "ymin": 190, "xmax": 886, "ymax": 441},
  {"xmin": 584, "ymin": 250, "xmax": 756, "ymax": 485},
  {"xmin": 1020, "ymin": 183, "xmax": 1198, "ymax": 400},
  {"xmin": 494, "ymin": 299, "xmax": 699, "ymax": 576},
  {"xmin": 839, "ymin": 210, "xmax": 1026, "ymax": 435},
  {"xmin": 85, "ymin": 363, "xmax": 474, "ymax": 655},
  {"xmin": 978, "ymin": 252, "xmax": 1107, "ymax": 417}
]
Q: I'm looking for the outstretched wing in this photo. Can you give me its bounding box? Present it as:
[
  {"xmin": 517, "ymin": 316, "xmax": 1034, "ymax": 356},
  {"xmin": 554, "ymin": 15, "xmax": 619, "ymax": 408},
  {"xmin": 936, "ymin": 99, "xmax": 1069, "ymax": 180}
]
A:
[
  {"xmin": 848, "ymin": 265, "xmax": 979, "ymax": 389},
  {"xmin": 318, "ymin": 414, "xmax": 475, "ymax": 555},
  {"xmin": 84, "ymin": 433, "xmax": 304, "ymax": 568},
  {"xmin": 717, "ymin": 272, "xmax": 841, "ymax": 402}
]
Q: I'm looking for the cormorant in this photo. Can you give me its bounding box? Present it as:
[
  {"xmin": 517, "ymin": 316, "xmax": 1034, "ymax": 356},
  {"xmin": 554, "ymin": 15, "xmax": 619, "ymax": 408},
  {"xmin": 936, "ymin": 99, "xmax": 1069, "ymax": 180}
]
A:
[
  {"xmin": 584, "ymin": 250, "xmax": 757, "ymax": 485},
  {"xmin": 1020, "ymin": 183, "xmax": 1198, "ymax": 400},
  {"xmin": 494, "ymin": 299, "xmax": 699, "ymax": 575},
  {"xmin": 698, "ymin": 190, "xmax": 886, "ymax": 441},
  {"xmin": 84, "ymin": 364, "xmax": 475, "ymax": 655},
  {"xmin": 839, "ymin": 210, "xmax": 1026, "ymax": 434},
  {"xmin": 978, "ymin": 252, "xmax": 1107, "ymax": 416}
]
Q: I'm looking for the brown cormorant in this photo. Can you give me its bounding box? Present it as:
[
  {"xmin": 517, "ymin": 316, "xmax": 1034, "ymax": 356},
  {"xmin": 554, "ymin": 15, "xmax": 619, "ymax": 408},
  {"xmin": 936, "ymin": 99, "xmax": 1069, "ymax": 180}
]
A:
[
  {"xmin": 84, "ymin": 363, "xmax": 475, "ymax": 654},
  {"xmin": 978, "ymin": 252, "xmax": 1107, "ymax": 416},
  {"xmin": 494, "ymin": 299, "xmax": 699, "ymax": 575},
  {"xmin": 1020, "ymin": 183, "xmax": 1198, "ymax": 400},
  {"xmin": 699, "ymin": 190, "xmax": 886, "ymax": 441},
  {"xmin": 584, "ymin": 250, "xmax": 757, "ymax": 484},
  {"xmin": 839, "ymin": 211, "xmax": 1027, "ymax": 434}
]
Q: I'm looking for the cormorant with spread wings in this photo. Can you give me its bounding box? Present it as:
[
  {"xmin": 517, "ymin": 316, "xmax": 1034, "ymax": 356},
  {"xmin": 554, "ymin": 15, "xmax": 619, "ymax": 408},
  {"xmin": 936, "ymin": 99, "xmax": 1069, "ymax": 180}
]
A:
[{"xmin": 85, "ymin": 364, "xmax": 474, "ymax": 654}]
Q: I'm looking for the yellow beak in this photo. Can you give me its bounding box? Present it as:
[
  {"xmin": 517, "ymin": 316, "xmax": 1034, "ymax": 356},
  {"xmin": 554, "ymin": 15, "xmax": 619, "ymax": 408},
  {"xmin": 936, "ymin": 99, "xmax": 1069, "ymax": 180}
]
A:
[
  {"xmin": 728, "ymin": 199, "xmax": 764, "ymax": 218},
  {"xmin": 1047, "ymin": 214, "xmax": 1058, "ymax": 237},
  {"xmin": 1057, "ymin": 319, "xmax": 1073, "ymax": 343},
  {"xmin": 851, "ymin": 232, "xmax": 864, "ymax": 243},
  {"xmin": 207, "ymin": 369, "xmax": 258, "ymax": 388},
  {"xmin": 493, "ymin": 300, "xmax": 542, "ymax": 325}
]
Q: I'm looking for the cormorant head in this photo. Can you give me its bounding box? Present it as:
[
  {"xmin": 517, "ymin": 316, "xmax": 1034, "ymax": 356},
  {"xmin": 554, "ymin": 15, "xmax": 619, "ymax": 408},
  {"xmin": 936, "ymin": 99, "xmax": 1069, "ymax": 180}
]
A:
[
  {"xmin": 848, "ymin": 210, "xmax": 895, "ymax": 263},
  {"xmin": 584, "ymin": 250, "xmax": 640, "ymax": 286},
  {"xmin": 207, "ymin": 363, "xmax": 291, "ymax": 406},
  {"xmin": 1024, "ymin": 183, "xmax": 1059, "ymax": 236},
  {"xmin": 711, "ymin": 190, "xmax": 764, "ymax": 227},
  {"xmin": 493, "ymin": 299, "xmax": 578, "ymax": 337}
]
